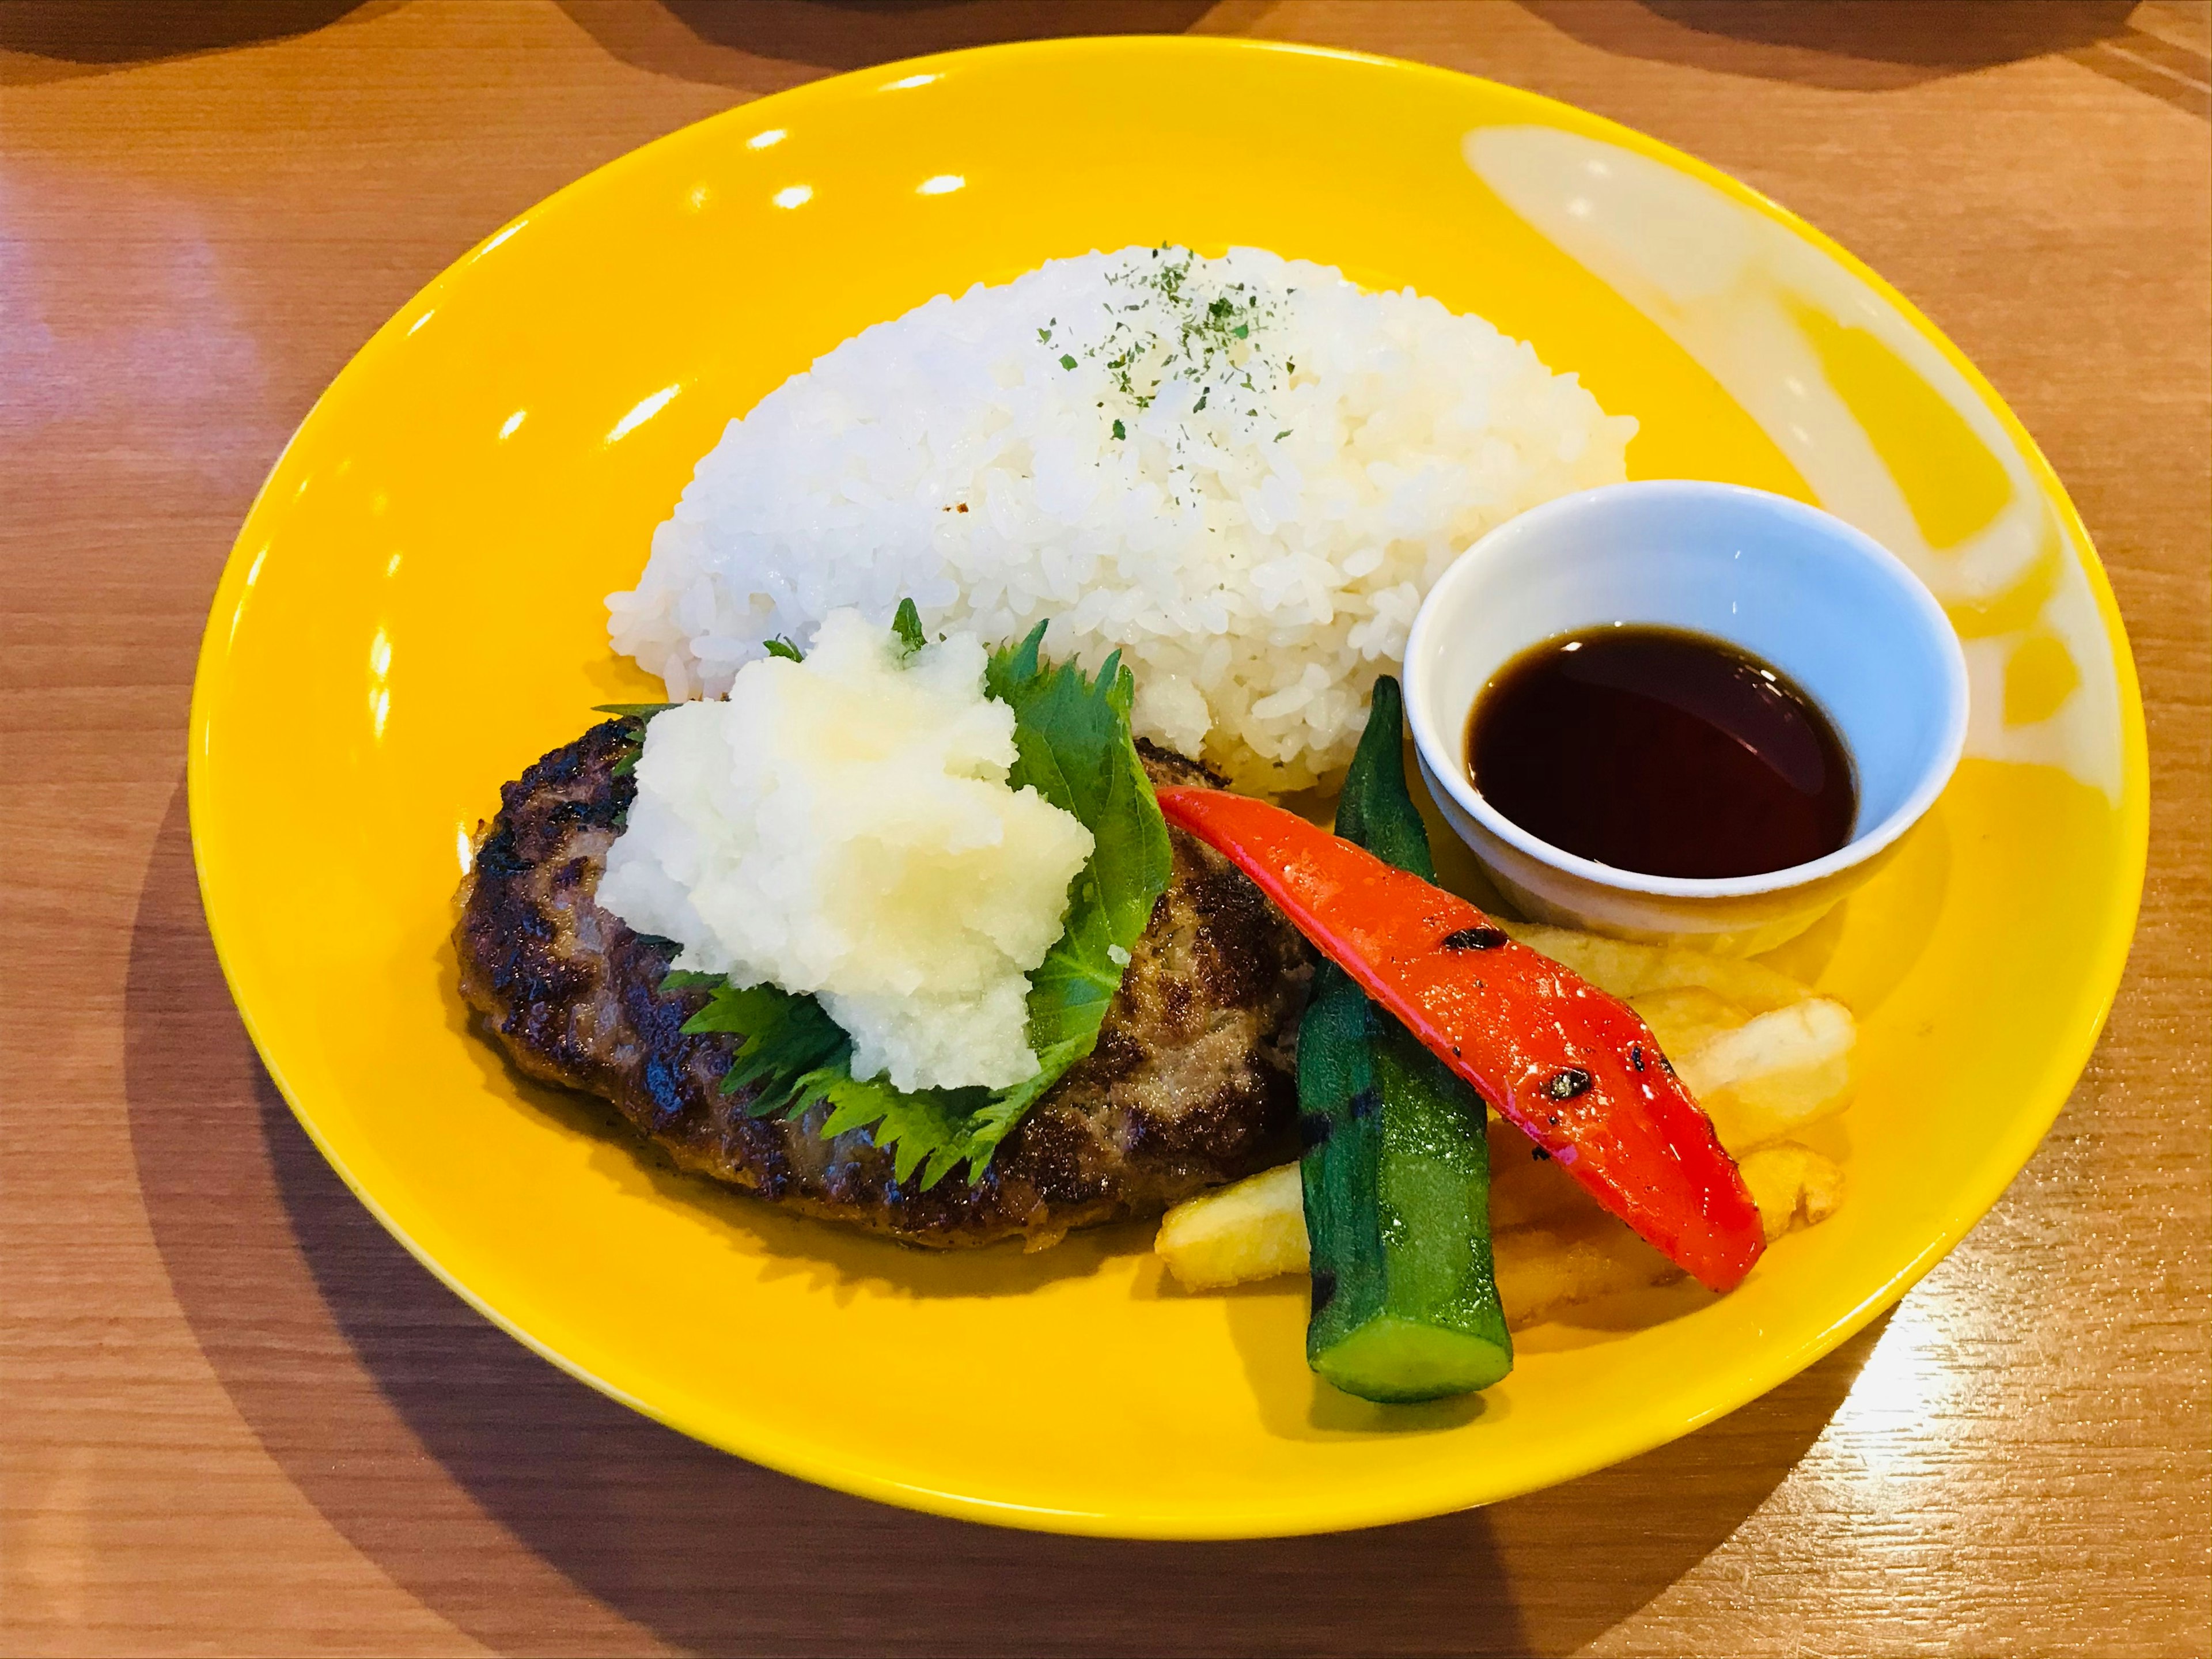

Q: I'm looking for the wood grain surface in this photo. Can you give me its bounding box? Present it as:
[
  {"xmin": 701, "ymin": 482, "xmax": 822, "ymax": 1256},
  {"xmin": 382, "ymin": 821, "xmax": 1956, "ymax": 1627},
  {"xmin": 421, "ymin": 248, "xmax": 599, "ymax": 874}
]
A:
[{"xmin": 2, "ymin": 2, "xmax": 2205, "ymax": 1654}]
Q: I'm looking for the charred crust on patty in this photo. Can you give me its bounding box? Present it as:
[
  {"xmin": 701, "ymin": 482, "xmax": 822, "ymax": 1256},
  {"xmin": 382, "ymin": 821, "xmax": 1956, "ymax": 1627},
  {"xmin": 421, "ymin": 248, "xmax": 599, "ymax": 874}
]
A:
[{"xmin": 454, "ymin": 722, "xmax": 1313, "ymax": 1248}]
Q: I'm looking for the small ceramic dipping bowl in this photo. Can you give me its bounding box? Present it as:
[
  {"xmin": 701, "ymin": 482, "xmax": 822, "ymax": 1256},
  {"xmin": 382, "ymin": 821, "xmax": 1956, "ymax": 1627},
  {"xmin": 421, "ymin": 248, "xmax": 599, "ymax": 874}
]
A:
[{"xmin": 1402, "ymin": 480, "xmax": 1969, "ymax": 956}]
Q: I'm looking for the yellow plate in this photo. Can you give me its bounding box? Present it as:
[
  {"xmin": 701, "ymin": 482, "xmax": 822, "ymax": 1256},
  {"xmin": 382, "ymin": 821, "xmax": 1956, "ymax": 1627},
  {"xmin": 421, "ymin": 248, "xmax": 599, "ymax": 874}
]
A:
[{"xmin": 189, "ymin": 38, "xmax": 2146, "ymax": 1538}]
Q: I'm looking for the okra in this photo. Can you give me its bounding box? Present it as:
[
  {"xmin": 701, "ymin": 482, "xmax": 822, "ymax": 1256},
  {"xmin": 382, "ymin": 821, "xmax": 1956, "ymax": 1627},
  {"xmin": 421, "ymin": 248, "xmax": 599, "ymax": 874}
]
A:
[{"xmin": 1298, "ymin": 677, "xmax": 1513, "ymax": 1402}]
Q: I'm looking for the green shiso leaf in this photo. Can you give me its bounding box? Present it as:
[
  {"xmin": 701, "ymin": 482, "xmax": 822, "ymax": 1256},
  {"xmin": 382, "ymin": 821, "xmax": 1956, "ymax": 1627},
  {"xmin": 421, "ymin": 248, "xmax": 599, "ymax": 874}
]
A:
[
  {"xmin": 657, "ymin": 612, "xmax": 1171, "ymax": 1188},
  {"xmin": 598, "ymin": 703, "xmax": 679, "ymax": 778},
  {"xmin": 677, "ymin": 980, "xmax": 847, "ymax": 1113},
  {"xmin": 811, "ymin": 1071, "xmax": 991, "ymax": 1188},
  {"xmin": 891, "ymin": 597, "xmax": 926, "ymax": 657},
  {"xmin": 967, "ymin": 620, "xmax": 1172, "ymax": 1167}
]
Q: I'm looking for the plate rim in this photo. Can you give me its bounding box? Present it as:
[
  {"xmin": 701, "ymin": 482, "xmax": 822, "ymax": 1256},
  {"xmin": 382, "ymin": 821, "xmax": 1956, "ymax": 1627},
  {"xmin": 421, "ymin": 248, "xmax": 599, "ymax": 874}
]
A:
[{"xmin": 186, "ymin": 33, "xmax": 2152, "ymax": 1538}]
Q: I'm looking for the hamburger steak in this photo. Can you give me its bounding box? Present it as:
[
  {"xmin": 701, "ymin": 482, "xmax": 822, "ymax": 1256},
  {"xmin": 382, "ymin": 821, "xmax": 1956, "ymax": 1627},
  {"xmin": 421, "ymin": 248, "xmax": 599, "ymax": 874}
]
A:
[{"xmin": 454, "ymin": 719, "xmax": 1315, "ymax": 1248}]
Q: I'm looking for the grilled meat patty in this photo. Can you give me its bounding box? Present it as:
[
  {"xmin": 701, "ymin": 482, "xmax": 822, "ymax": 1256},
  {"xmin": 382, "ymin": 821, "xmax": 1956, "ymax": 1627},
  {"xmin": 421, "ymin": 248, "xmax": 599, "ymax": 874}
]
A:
[{"xmin": 454, "ymin": 719, "xmax": 1314, "ymax": 1248}]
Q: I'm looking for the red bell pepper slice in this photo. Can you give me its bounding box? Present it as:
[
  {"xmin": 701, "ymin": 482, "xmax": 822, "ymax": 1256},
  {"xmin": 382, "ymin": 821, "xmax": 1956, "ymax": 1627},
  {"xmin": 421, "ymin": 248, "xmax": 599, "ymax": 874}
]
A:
[{"xmin": 1156, "ymin": 786, "xmax": 1764, "ymax": 1293}]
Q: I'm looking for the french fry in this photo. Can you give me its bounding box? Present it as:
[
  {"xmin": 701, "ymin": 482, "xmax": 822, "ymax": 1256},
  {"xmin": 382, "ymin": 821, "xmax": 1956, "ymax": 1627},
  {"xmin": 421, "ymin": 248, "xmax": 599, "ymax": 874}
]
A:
[
  {"xmin": 1492, "ymin": 1210, "xmax": 1679, "ymax": 1330},
  {"xmin": 1736, "ymin": 1142, "xmax": 1846, "ymax": 1241},
  {"xmin": 1488, "ymin": 1143, "xmax": 1838, "ymax": 1324},
  {"xmin": 1156, "ymin": 1160, "xmax": 1677, "ymax": 1323},
  {"xmin": 1486, "ymin": 1112, "xmax": 1590, "ymax": 1230},
  {"xmin": 1156, "ymin": 1162, "xmax": 1306, "ymax": 1290},
  {"xmin": 1156, "ymin": 1142, "xmax": 1843, "ymax": 1325},
  {"xmin": 1498, "ymin": 920, "xmax": 1810, "ymax": 1014},
  {"xmin": 1507, "ymin": 921, "xmax": 1858, "ymax": 1150},
  {"xmin": 1626, "ymin": 985, "xmax": 1756, "ymax": 1059},
  {"xmin": 1677, "ymin": 998, "xmax": 1856, "ymax": 1149},
  {"xmin": 1450, "ymin": 1142, "xmax": 1849, "ymax": 1327},
  {"xmin": 1153, "ymin": 924, "xmax": 1860, "ymax": 1330}
]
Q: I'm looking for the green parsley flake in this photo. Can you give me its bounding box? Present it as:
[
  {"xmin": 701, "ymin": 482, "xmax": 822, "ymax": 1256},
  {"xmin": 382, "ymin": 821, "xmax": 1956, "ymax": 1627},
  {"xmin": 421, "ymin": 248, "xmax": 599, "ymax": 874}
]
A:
[{"xmin": 1035, "ymin": 247, "xmax": 1297, "ymax": 507}]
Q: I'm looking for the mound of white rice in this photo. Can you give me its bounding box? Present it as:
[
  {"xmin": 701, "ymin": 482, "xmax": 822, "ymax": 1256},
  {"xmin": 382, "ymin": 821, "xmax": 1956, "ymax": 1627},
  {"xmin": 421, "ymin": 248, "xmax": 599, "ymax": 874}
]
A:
[{"xmin": 609, "ymin": 245, "xmax": 1635, "ymax": 792}]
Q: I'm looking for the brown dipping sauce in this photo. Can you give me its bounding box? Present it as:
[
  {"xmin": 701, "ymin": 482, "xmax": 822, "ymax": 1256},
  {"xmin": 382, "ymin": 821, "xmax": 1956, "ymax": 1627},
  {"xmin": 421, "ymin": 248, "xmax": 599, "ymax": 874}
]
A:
[{"xmin": 1467, "ymin": 626, "xmax": 1855, "ymax": 880}]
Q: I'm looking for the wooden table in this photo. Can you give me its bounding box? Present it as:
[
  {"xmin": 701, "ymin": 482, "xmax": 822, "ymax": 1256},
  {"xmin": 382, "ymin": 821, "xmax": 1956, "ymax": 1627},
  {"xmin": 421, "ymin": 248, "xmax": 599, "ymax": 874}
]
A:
[{"xmin": 4, "ymin": 2, "xmax": 2205, "ymax": 1653}]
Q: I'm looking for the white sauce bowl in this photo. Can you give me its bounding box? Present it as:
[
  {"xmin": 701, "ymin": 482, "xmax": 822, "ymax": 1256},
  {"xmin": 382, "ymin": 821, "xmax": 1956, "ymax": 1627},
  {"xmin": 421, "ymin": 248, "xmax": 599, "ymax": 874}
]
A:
[{"xmin": 1402, "ymin": 480, "xmax": 1969, "ymax": 955}]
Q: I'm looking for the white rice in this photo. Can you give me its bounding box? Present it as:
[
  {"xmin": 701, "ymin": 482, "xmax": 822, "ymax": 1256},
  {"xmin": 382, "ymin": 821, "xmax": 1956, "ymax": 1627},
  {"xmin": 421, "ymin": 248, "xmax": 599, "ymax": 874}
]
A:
[{"xmin": 609, "ymin": 245, "xmax": 1635, "ymax": 792}]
